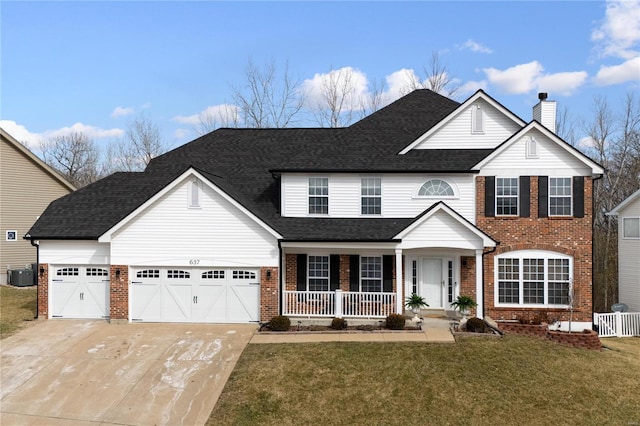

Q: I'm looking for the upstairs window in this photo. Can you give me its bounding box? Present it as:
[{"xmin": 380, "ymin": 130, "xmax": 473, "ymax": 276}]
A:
[
  {"xmin": 418, "ymin": 179, "xmax": 454, "ymax": 197},
  {"xmin": 623, "ymin": 218, "xmax": 640, "ymax": 238},
  {"xmin": 472, "ymin": 105, "xmax": 484, "ymax": 134},
  {"xmin": 549, "ymin": 177, "xmax": 572, "ymax": 216},
  {"xmin": 361, "ymin": 177, "xmax": 381, "ymax": 215},
  {"xmin": 496, "ymin": 178, "xmax": 518, "ymax": 216},
  {"xmin": 308, "ymin": 178, "xmax": 328, "ymax": 215}
]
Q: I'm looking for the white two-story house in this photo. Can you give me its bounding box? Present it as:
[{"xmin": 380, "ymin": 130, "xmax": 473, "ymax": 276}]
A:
[{"xmin": 27, "ymin": 89, "xmax": 603, "ymax": 330}]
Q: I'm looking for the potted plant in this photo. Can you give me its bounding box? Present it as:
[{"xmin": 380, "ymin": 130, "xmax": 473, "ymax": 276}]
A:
[
  {"xmin": 405, "ymin": 293, "xmax": 429, "ymax": 321},
  {"xmin": 450, "ymin": 295, "xmax": 477, "ymax": 320}
]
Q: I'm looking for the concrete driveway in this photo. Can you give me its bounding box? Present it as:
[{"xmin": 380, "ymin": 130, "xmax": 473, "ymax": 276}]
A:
[{"xmin": 0, "ymin": 320, "xmax": 256, "ymax": 425}]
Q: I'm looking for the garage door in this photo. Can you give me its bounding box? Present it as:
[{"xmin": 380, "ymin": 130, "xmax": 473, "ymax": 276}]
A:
[
  {"xmin": 130, "ymin": 267, "xmax": 260, "ymax": 323},
  {"xmin": 51, "ymin": 266, "xmax": 110, "ymax": 319}
]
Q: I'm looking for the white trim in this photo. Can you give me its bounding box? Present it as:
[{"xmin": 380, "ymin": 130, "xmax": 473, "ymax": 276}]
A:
[
  {"xmin": 622, "ymin": 217, "xmax": 640, "ymax": 239},
  {"xmin": 474, "ymin": 121, "xmax": 604, "ymax": 176},
  {"xmin": 495, "ymin": 177, "xmax": 519, "ymax": 217},
  {"xmin": 281, "ymin": 242, "xmax": 398, "ymax": 250},
  {"xmin": 398, "ymin": 90, "xmax": 527, "ymax": 154},
  {"xmin": 548, "ymin": 176, "xmax": 573, "ymax": 217},
  {"xmin": 608, "ymin": 188, "xmax": 640, "ymax": 215},
  {"xmin": 98, "ymin": 168, "xmax": 282, "ymax": 242}
]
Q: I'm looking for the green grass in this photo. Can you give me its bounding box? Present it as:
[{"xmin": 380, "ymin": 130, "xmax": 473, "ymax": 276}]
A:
[
  {"xmin": 209, "ymin": 336, "xmax": 640, "ymax": 426},
  {"xmin": 0, "ymin": 285, "xmax": 37, "ymax": 339}
]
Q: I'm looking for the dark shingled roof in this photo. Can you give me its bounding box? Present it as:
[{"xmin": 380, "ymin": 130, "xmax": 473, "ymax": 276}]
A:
[{"xmin": 27, "ymin": 90, "xmax": 497, "ymax": 240}]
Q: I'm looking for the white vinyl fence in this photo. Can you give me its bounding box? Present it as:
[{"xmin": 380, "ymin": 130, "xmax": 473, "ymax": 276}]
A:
[
  {"xmin": 283, "ymin": 290, "xmax": 396, "ymax": 318},
  {"xmin": 593, "ymin": 312, "xmax": 640, "ymax": 337}
]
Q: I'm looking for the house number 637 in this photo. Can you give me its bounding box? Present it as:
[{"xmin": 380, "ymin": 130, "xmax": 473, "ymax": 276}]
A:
[{"xmin": 189, "ymin": 259, "xmax": 200, "ymax": 265}]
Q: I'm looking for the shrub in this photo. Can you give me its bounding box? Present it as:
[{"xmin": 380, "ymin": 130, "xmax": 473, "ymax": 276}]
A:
[
  {"xmin": 269, "ymin": 315, "xmax": 291, "ymax": 331},
  {"xmin": 386, "ymin": 313, "xmax": 406, "ymax": 330},
  {"xmin": 516, "ymin": 311, "xmax": 551, "ymax": 325},
  {"xmin": 466, "ymin": 317, "xmax": 487, "ymax": 333},
  {"xmin": 331, "ymin": 317, "xmax": 348, "ymax": 330}
]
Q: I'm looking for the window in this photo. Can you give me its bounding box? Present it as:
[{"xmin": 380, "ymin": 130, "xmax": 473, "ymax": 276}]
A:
[
  {"xmin": 361, "ymin": 256, "xmax": 382, "ymax": 292},
  {"xmin": 202, "ymin": 270, "xmax": 225, "ymax": 279},
  {"xmin": 472, "ymin": 104, "xmax": 484, "ymax": 133},
  {"xmin": 411, "ymin": 260, "xmax": 417, "ymax": 295},
  {"xmin": 6, "ymin": 230, "xmax": 17, "ymax": 241},
  {"xmin": 233, "ymin": 270, "xmax": 256, "ymax": 280},
  {"xmin": 86, "ymin": 268, "xmax": 108, "ymax": 277},
  {"xmin": 418, "ymin": 179, "xmax": 454, "ymax": 197},
  {"xmin": 496, "ymin": 252, "xmax": 571, "ymax": 306},
  {"xmin": 188, "ymin": 179, "xmax": 201, "ymax": 208},
  {"xmin": 137, "ymin": 270, "xmax": 159, "ymax": 278},
  {"xmin": 57, "ymin": 267, "xmax": 79, "ymax": 276},
  {"xmin": 308, "ymin": 178, "xmax": 328, "ymax": 215},
  {"xmin": 308, "ymin": 256, "xmax": 329, "ymax": 291},
  {"xmin": 361, "ymin": 177, "xmax": 381, "ymax": 215},
  {"xmin": 167, "ymin": 270, "xmax": 190, "ymax": 279},
  {"xmin": 496, "ymin": 178, "xmax": 518, "ymax": 215},
  {"xmin": 549, "ymin": 177, "xmax": 572, "ymax": 216},
  {"xmin": 623, "ymin": 218, "xmax": 640, "ymax": 238}
]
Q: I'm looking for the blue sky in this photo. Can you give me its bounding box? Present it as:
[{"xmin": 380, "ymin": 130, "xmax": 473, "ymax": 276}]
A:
[{"xmin": 1, "ymin": 1, "xmax": 639, "ymax": 154}]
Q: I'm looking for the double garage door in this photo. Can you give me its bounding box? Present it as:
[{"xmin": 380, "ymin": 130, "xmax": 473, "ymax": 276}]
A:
[
  {"xmin": 51, "ymin": 266, "xmax": 110, "ymax": 319},
  {"xmin": 130, "ymin": 267, "xmax": 260, "ymax": 323}
]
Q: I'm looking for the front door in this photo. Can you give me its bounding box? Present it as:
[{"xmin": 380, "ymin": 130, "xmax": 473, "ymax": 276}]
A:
[{"xmin": 420, "ymin": 258, "xmax": 443, "ymax": 308}]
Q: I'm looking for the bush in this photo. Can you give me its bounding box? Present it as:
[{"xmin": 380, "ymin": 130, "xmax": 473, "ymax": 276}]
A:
[
  {"xmin": 386, "ymin": 313, "xmax": 406, "ymax": 330},
  {"xmin": 269, "ymin": 315, "xmax": 291, "ymax": 331},
  {"xmin": 466, "ymin": 317, "xmax": 487, "ymax": 333},
  {"xmin": 331, "ymin": 317, "xmax": 348, "ymax": 330},
  {"xmin": 516, "ymin": 311, "xmax": 551, "ymax": 325}
]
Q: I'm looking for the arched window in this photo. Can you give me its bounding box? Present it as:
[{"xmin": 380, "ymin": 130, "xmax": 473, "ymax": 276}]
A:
[{"xmin": 418, "ymin": 179, "xmax": 455, "ymax": 197}]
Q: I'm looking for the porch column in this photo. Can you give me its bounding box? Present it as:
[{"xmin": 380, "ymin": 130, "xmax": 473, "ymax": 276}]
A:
[
  {"xmin": 475, "ymin": 249, "xmax": 483, "ymax": 319},
  {"xmin": 395, "ymin": 249, "xmax": 403, "ymax": 314}
]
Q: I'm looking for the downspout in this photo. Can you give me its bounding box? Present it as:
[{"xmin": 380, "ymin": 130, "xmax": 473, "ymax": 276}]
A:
[
  {"xmin": 29, "ymin": 238, "xmax": 39, "ymax": 319},
  {"xmin": 278, "ymin": 239, "xmax": 283, "ymax": 316},
  {"xmin": 481, "ymin": 243, "xmax": 499, "ymax": 319},
  {"xmin": 591, "ymin": 174, "xmax": 603, "ymax": 329}
]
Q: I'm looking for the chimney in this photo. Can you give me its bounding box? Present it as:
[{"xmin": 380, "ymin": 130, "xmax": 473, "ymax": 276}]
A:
[{"xmin": 533, "ymin": 92, "xmax": 556, "ymax": 133}]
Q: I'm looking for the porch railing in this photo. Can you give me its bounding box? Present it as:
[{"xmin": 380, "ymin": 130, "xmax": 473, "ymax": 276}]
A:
[
  {"xmin": 594, "ymin": 312, "xmax": 640, "ymax": 337},
  {"xmin": 283, "ymin": 290, "xmax": 396, "ymax": 318}
]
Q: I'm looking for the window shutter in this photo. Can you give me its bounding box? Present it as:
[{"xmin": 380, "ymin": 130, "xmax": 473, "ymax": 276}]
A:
[
  {"xmin": 383, "ymin": 255, "xmax": 393, "ymax": 293},
  {"xmin": 330, "ymin": 255, "xmax": 340, "ymax": 290},
  {"xmin": 296, "ymin": 254, "xmax": 307, "ymax": 291},
  {"xmin": 485, "ymin": 176, "xmax": 495, "ymax": 217},
  {"xmin": 349, "ymin": 255, "xmax": 359, "ymax": 292},
  {"xmin": 538, "ymin": 176, "xmax": 548, "ymax": 218},
  {"xmin": 573, "ymin": 176, "xmax": 584, "ymax": 218},
  {"xmin": 519, "ymin": 176, "xmax": 530, "ymax": 218}
]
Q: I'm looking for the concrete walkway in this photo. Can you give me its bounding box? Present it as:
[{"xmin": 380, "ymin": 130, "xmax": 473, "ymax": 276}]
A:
[{"xmin": 250, "ymin": 317, "xmax": 456, "ymax": 344}]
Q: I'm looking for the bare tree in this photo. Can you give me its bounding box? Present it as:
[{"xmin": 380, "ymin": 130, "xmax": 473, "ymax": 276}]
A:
[
  {"xmin": 403, "ymin": 51, "xmax": 460, "ymax": 98},
  {"xmin": 359, "ymin": 77, "xmax": 386, "ymax": 118},
  {"xmin": 195, "ymin": 104, "xmax": 240, "ymax": 135},
  {"xmin": 107, "ymin": 115, "xmax": 166, "ymax": 172},
  {"xmin": 230, "ymin": 58, "xmax": 305, "ymax": 128},
  {"xmin": 309, "ymin": 67, "xmax": 363, "ymax": 128},
  {"xmin": 40, "ymin": 132, "xmax": 101, "ymax": 187},
  {"xmin": 556, "ymin": 105, "xmax": 578, "ymax": 146}
]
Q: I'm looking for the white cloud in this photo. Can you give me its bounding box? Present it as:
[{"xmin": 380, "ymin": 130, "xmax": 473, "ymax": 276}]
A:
[
  {"xmin": 592, "ymin": 0, "xmax": 640, "ymax": 59},
  {"xmin": 111, "ymin": 106, "xmax": 135, "ymax": 119},
  {"xmin": 458, "ymin": 39, "xmax": 493, "ymax": 54},
  {"xmin": 302, "ymin": 67, "xmax": 370, "ymax": 111},
  {"xmin": 0, "ymin": 120, "xmax": 43, "ymax": 149},
  {"xmin": 172, "ymin": 104, "xmax": 240, "ymax": 126},
  {"xmin": 457, "ymin": 80, "xmax": 488, "ymax": 96},
  {"xmin": 483, "ymin": 61, "xmax": 587, "ymax": 95},
  {"xmin": 174, "ymin": 128, "xmax": 191, "ymax": 139},
  {"xmin": 44, "ymin": 123, "xmax": 124, "ymax": 140},
  {"xmin": 593, "ymin": 56, "xmax": 640, "ymax": 85}
]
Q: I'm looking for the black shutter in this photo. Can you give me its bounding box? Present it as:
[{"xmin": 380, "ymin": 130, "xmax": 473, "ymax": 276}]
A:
[
  {"xmin": 383, "ymin": 255, "xmax": 393, "ymax": 292},
  {"xmin": 538, "ymin": 176, "xmax": 548, "ymax": 218},
  {"xmin": 519, "ymin": 176, "xmax": 530, "ymax": 218},
  {"xmin": 573, "ymin": 176, "xmax": 584, "ymax": 218},
  {"xmin": 349, "ymin": 255, "xmax": 359, "ymax": 292},
  {"xmin": 296, "ymin": 254, "xmax": 307, "ymax": 291},
  {"xmin": 485, "ymin": 176, "xmax": 495, "ymax": 217},
  {"xmin": 330, "ymin": 254, "xmax": 340, "ymax": 290}
]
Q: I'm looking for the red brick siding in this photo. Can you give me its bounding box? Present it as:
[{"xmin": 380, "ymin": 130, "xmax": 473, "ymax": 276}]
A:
[
  {"xmin": 110, "ymin": 265, "xmax": 128, "ymax": 320},
  {"xmin": 477, "ymin": 176, "xmax": 593, "ymax": 322},
  {"xmin": 459, "ymin": 256, "xmax": 477, "ymax": 317},
  {"xmin": 260, "ymin": 267, "xmax": 278, "ymax": 321},
  {"xmin": 285, "ymin": 254, "xmax": 297, "ymax": 291},
  {"xmin": 37, "ymin": 263, "xmax": 49, "ymax": 318}
]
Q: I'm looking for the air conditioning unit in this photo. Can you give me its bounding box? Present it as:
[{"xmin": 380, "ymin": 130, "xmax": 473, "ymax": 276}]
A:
[{"xmin": 10, "ymin": 269, "xmax": 35, "ymax": 287}]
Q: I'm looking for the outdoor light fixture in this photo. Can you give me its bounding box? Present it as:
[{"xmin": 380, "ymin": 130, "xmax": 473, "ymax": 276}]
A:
[
  {"xmin": 115, "ymin": 268, "xmax": 121, "ymax": 277},
  {"xmin": 266, "ymin": 270, "xmax": 272, "ymax": 279},
  {"xmin": 39, "ymin": 267, "xmax": 45, "ymax": 276}
]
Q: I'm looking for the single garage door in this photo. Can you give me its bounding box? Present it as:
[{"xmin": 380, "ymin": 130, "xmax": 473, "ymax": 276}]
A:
[
  {"xmin": 51, "ymin": 266, "xmax": 110, "ymax": 319},
  {"xmin": 130, "ymin": 267, "xmax": 260, "ymax": 323}
]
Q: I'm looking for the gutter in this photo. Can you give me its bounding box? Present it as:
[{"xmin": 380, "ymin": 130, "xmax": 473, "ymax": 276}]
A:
[
  {"xmin": 278, "ymin": 239, "xmax": 283, "ymax": 316},
  {"xmin": 591, "ymin": 174, "xmax": 603, "ymax": 328},
  {"xmin": 481, "ymin": 243, "xmax": 500, "ymax": 319}
]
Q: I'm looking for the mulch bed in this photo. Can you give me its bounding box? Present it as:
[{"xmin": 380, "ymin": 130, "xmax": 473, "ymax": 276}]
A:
[{"xmin": 260, "ymin": 325, "xmax": 423, "ymax": 334}]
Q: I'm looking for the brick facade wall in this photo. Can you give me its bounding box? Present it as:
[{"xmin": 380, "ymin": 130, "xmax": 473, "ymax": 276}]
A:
[
  {"xmin": 37, "ymin": 263, "xmax": 48, "ymax": 318},
  {"xmin": 459, "ymin": 256, "xmax": 477, "ymax": 317},
  {"xmin": 110, "ymin": 265, "xmax": 128, "ymax": 320},
  {"xmin": 477, "ymin": 176, "xmax": 594, "ymax": 322},
  {"xmin": 260, "ymin": 267, "xmax": 278, "ymax": 321}
]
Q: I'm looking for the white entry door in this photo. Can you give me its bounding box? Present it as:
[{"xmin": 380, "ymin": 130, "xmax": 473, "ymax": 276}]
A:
[
  {"xmin": 50, "ymin": 266, "xmax": 110, "ymax": 319},
  {"xmin": 420, "ymin": 259, "xmax": 443, "ymax": 308}
]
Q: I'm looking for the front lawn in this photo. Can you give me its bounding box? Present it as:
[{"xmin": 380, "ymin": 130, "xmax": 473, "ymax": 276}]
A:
[
  {"xmin": 0, "ymin": 285, "xmax": 37, "ymax": 339},
  {"xmin": 209, "ymin": 336, "xmax": 640, "ymax": 425}
]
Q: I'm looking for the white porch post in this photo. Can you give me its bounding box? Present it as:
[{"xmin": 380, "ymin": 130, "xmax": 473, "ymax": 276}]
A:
[
  {"xmin": 335, "ymin": 289, "xmax": 343, "ymax": 318},
  {"xmin": 395, "ymin": 249, "xmax": 403, "ymax": 314},
  {"xmin": 475, "ymin": 249, "xmax": 483, "ymax": 319}
]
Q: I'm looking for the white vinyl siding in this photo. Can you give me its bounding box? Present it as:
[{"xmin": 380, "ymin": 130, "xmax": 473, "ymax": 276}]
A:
[
  {"xmin": 110, "ymin": 178, "xmax": 278, "ymax": 267},
  {"xmin": 412, "ymin": 99, "xmax": 521, "ymax": 149},
  {"xmin": 282, "ymin": 173, "xmax": 475, "ymax": 221},
  {"xmin": 617, "ymin": 196, "xmax": 640, "ymax": 311},
  {"xmin": 39, "ymin": 240, "xmax": 111, "ymax": 265},
  {"xmin": 398, "ymin": 209, "xmax": 485, "ymax": 250}
]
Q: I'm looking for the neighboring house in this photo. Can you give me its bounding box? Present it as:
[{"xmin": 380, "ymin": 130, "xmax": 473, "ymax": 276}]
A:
[
  {"xmin": 0, "ymin": 127, "xmax": 75, "ymax": 285},
  {"xmin": 608, "ymin": 189, "xmax": 640, "ymax": 312},
  {"xmin": 27, "ymin": 90, "xmax": 603, "ymax": 330}
]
